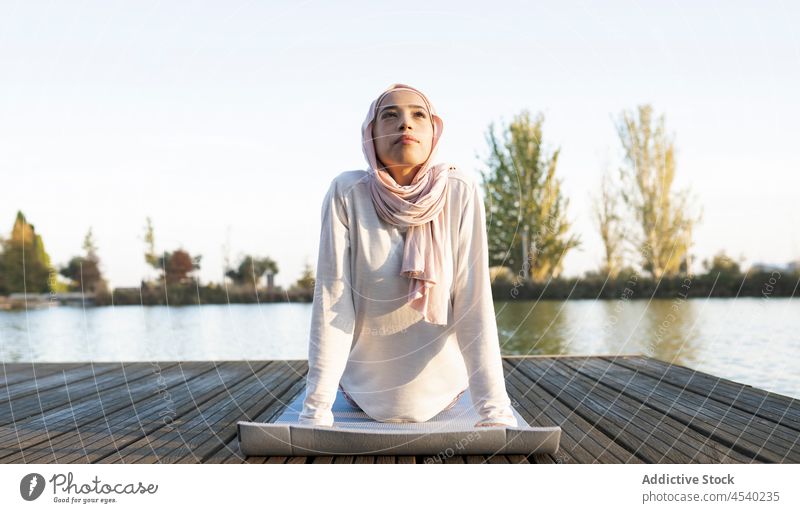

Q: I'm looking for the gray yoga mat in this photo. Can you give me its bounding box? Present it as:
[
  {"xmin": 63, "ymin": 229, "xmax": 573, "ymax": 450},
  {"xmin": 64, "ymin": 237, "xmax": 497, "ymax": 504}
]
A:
[{"xmin": 237, "ymin": 386, "xmax": 561, "ymax": 457}]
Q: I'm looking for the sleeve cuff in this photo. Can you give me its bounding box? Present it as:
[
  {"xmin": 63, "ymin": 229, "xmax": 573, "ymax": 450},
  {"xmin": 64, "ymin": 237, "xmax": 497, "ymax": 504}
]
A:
[
  {"xmin": 475, "ymin": 410, "xmax": 519, "ymax": 428},
  {"xmin": 297, "ymin": 409, "xmax": 335, "ymax": 427}
]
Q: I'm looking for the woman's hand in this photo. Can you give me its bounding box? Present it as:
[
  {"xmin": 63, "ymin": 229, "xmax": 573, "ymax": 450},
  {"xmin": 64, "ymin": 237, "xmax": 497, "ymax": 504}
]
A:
[
  {"xmin": 297, "ymin": 414, "xmax": 335, "ymax": 428},
  {"xmin": 474, "ymin": 418, "xmax": 517, "ymax": 428}
]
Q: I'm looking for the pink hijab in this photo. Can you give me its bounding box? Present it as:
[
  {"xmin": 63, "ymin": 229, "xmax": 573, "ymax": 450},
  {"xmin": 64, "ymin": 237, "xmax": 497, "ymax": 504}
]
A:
[{"xmin": 362, "ymin": 83, "xmax": 453, "ymax": 326}]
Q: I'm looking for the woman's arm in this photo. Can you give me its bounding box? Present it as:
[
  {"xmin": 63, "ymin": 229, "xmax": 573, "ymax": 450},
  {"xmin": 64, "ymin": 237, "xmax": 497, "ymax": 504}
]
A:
[
  {"xmin": 452, "ymin": 179, "xmax": 518, "ymax": 428},
  {"xmin": 297, "ymin": 177, "xmax": 357, "ymax": 427}
]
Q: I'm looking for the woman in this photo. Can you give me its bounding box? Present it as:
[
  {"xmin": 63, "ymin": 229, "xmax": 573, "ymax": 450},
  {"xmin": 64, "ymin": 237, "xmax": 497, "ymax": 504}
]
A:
[{"xmin": 298, "ymin": 83, "xmax": 518, "ymax": 428}]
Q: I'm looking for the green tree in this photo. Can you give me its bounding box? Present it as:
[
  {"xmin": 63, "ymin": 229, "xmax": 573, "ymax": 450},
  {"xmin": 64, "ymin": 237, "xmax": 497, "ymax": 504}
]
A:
[
  {"xmin": 143, "ymin": 216, "xmax": 158, "ymax": 269},
  {"xmin": 702, "ymin": 250, "xmax": 743, "ymax": 276},
  {"xmin": 615, "ymin": 104, "xmax": 702, "ymax": 279},
  {"xmin": 60, "ymin": 227, "xmax": 108, "ymax": 293},
  {"xmin": 0, "ymin": 211, "xmax": 53, "ymax": 293},
  {"xmin": 592, "ymin": 168, "xmax": 625, "ymax": 279},
  {"xmin": 141, "ymin": 218, "xmax": 200, "ymax": 285},
  {"xmin": 225, "ymin": 255, "xmax": 278, "ymax": 290},
  {"xmin": 291, "ymin": 260, "xmax": 315, "ymax": 293},
  {"xmin": 480, "ymin": 110, "xmax": 580, "ymax": 282}
]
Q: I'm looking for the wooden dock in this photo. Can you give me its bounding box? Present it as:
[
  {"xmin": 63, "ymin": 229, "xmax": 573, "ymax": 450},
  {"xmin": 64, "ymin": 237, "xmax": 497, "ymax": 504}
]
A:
[{"xmin": 1, "ymin": 356, "xmax": 797, "ymax": 463}]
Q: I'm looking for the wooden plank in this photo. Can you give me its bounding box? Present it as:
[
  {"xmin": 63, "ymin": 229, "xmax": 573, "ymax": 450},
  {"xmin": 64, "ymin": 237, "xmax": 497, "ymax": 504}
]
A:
[
  {"xmin": 505, "ymin": 370, "xmax": 587, "ymax": 463},
  {"xmin": 551, "ymin": 359, "xmax": 751, "ymax": 463},
  {"xmin": 6, "ymin": 362, "xmax": 240, "ymax": 463},
  {"xmin": 0, "ymin": 361, "xmax": 211, "ymax": 462},
  {"xmin": 1, "ymin": 363, "xmax": 91, "ymax": 387},
  {"xmin": 191, "ymin": 363, "xmax": 303, "ymax": 465},
  {"xmin": 504, "ymin": 358, "xmax": 643, "ymax": 463},
  {"xmin": 504, "ymin": 363, "xmax": 621, "ymax": 463},
  {"xmin": 583, "ymin": 356, "xmax": 800, "ymax": 460},
  {"xmin": 135, "ymin": 361, "xmax": 301, "ymax": 463},
  {"xmin": 567, "ymin": 357, "xmax": 800, "ymax": 463},
  {"xmin": 2, "ymin": 358, "xmax": 792, "ymax": 464},
  {"xmin": 531, "ymin": 453, "xmax": 559, "ymax": 463},
  {"xmin": 103, "ymin": 360, "xmax": 285, "ymax": 463},
  {"xmin": 442, "ymin": 456, "xmax": 465, "ymax": 463},
  {"xmin": 604, "ymin": 356, "xmax": 800, "ymax": 431},
  {"xmin": 487, "ymin": 456, "xmax": 510, "ymax": 463},
  {"xmin": 0, "ymin": 362, "xmax": 176, "ymax": 426},
  {"xmin": 206, "ymin": 361, "xmax": 309, "ymax": 463},
  {"xmin": 208, "ymin": 369, "xmax": 309, "ymax": 464},
  {"xmin": 123, "ymin": 361, "xmax": 305, "ymax": 463},
  {"xmin": 510, "ymin": 358, "xmax": 683, "ymax": 463},
  {"xmin": 1, "ymin": 363, "xmax": 120, "ymax": 398},
  {"xmin": 616, "ymin": 355, "xmax": 799, "ymax": 409},
  {"xmin": 505, "ymin": 360, "xmax": 623, "ymax": 463},
  {"xmin": 464, "ymin": 456, "xmax": 488, "ymax": 463},
  {"xmin": 54, "ymin": 361, "xmax": 251, "ymax": 464},
  {"xmin": 223, "ymin": 362, "xmax": 308, "ymax": 463},
  {"xmin": 506, "ymin": 454, "xmax": 529, "ymax": 464}
]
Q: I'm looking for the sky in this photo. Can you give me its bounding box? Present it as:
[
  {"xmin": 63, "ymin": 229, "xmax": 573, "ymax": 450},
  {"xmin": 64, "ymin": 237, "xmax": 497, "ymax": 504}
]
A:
[{"xmin": 1, "ymin": 0, "xmax": 798, "ymax": 289}]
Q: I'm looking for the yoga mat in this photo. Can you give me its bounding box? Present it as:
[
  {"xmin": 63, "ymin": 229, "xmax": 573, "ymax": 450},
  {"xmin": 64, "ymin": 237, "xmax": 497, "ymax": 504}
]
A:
[{"xmin": 237, "ymin": 386, "xmax": 561, "ymax": 457}]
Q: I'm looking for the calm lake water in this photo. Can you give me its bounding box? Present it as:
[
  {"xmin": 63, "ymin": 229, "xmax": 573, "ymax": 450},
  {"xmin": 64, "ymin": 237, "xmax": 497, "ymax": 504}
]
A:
[{"xmin": 1, "ymin": 298, "xmax": 797, "ymax": 399}]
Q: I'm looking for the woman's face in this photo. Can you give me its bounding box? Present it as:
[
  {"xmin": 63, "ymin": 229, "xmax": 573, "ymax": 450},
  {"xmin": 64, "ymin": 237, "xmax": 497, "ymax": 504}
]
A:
[{"xmin": 371, "ymin": 89, "xmax": 434, "ymax": 177}]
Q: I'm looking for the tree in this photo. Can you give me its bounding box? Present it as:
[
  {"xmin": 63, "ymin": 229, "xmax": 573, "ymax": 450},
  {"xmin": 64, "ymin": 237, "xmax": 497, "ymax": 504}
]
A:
[
  {"xmin": 60, "ymin": 228, "xmax": 108, "ymax": 294},
  {"xmin": 143, "ymin": 216, "xmax": 158, "ymax": 269},
  {"xmin": 141, "ymin": 218, "xmax": 200, "ymax": 285},
  {"xmin": 615, "ymin": 104, "xmax": 701, "ymax": 279},
  {"xmin": 60, "ymin": 257, "xmax": 100, "ymax": 292},
  {"xmin": 225, "ymin": 255, "xmax": 278, "ymax": 290},
  {"xmin": 702, "ymin": 250, "xmax": 742, "ymax": 276},
  {"xmin": 592, "ymin": 168, "xmax": 625, "ymax": 279},
  {"xmin": 83, "ymin": 227, "xmax": 98, "ymax": 259},
  {"xmin": 0, "ymin": 211, "xmax": 53, "ymax": 293},
  {"xmin": 292, "ymin": 261, "xmax": 315, "ymax": 291},
  {"xmin": 480, "ymin": 110, "xmax": 580, "ymax": 282},
  {"xmin": 158, "ymin": 248, "xmax": 201, "ymax": 285}
]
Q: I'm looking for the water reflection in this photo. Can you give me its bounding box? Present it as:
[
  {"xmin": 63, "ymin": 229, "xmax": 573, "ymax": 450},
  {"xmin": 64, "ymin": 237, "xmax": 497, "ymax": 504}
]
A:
[
  {"xmin": 495, "ymin": 298, "xmax": 701, "ymax": 360},
  {"xmin": 495, "ymin": 300, "xmax": 570, "ymax": 355},
  {"xmin": 637, "ymin": 299, "xmax": 701, "ymax": 364},
  {"xmin": 0, "ymin": 298, "xmax": 797, "ymax": 398},
  {"xmin": 493, "ymin": 298, "xmax": 798, "ymax": 399}
]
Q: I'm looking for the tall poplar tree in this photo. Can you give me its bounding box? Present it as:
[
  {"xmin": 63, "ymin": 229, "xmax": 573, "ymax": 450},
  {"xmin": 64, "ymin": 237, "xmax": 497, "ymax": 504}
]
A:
[
  {"xmin": 615, "ymin": 105, "xmax": 701, "ymax": 278},
  {"xmin": 480, "ymin": 110, "xmax": 580, "ymax": 282},
  {"xmin": 592, "ymin": 169, "xmax": 625, "ymax": 279},
  {"xmin": 0, "ymin": 211, "xmax": 53, "ymax": 293}
]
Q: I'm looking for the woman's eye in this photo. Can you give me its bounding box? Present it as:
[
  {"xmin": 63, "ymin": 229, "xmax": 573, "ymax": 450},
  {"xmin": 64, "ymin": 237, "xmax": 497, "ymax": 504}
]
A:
[{"xmin": 381, "ymin": 111, "xmax": 427, "ymax": 119}]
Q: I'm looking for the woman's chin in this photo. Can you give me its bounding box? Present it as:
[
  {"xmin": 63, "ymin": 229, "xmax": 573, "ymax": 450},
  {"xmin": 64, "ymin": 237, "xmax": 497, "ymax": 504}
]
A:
[{"xmin": 387, "ymin": 155, "xmax": 425, "ymax": 167}]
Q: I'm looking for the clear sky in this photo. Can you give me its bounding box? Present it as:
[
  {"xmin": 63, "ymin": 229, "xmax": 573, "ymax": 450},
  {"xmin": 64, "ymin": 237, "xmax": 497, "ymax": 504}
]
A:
[{"xmin": 1, "ymin": 0, "xmax": 798, "ymax": 289}]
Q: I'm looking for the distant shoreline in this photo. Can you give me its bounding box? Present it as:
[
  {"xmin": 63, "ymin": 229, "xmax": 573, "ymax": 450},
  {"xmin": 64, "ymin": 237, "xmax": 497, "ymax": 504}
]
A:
[{"xmin": 1, "ymin": 270, "xmax": 794, "ymax": 308}]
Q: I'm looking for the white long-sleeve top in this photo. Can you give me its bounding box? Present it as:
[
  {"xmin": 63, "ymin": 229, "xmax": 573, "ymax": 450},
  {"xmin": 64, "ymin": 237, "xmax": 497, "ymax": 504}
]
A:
[{"xmin": 297, "ymin": 167, "xmax": 518, "ymax": 428}]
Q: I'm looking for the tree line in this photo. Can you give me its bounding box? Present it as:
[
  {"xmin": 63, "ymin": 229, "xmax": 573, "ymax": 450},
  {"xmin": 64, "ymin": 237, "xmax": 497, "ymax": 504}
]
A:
[
  {"xmin": 0, "ymin": 213, "xmax": 315, "ymax": 304},
  {"xmin": 1, "ymin": 102, "xmax": 796, "ymax": 304},
  {"xmin": 481, "ymin": 103, "xmax": 797, "ymax": 299}
]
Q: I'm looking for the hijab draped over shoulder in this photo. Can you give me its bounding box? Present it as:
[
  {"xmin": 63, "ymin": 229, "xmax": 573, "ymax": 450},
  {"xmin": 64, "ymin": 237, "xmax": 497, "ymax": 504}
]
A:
[{"xmin": 361, "ymin": 83, "xmax": 454, "ymax": 326}]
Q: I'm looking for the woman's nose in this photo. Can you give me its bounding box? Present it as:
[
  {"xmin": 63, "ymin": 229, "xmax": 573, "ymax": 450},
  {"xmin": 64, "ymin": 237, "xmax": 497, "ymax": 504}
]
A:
[{"xmin": 398, "ymin": 113, "xmax": 414, "ymax": 130}]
